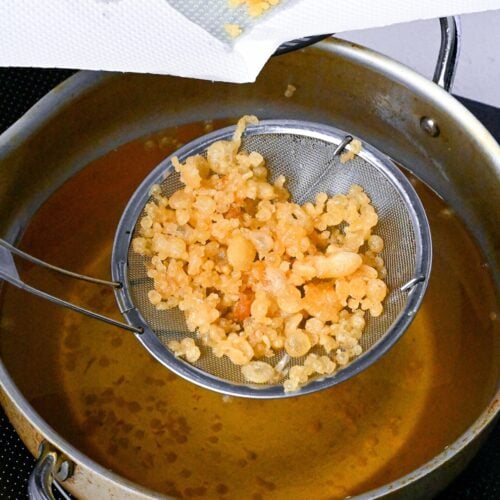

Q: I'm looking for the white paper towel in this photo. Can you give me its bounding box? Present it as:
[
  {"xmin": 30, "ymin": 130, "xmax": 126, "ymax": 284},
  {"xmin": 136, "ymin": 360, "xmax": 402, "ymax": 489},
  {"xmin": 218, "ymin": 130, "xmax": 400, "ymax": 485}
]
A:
[{"xmin": 1, "ymin": 0, "xmax": 499, "ymax": 83}]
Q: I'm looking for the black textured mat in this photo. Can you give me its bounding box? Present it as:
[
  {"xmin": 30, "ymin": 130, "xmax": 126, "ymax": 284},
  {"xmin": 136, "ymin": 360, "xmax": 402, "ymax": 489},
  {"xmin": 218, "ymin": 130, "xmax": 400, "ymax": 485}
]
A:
[{"xmin": 0, "ymin": 67, "xmax": 498, "ymax": 499}]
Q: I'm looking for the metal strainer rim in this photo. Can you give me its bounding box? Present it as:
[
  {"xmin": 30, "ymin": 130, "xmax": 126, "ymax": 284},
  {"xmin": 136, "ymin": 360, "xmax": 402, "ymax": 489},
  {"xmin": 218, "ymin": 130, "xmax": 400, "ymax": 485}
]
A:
[{"xmin": 111, "ymin": 120, "xmax": 432, "ymax": 399}]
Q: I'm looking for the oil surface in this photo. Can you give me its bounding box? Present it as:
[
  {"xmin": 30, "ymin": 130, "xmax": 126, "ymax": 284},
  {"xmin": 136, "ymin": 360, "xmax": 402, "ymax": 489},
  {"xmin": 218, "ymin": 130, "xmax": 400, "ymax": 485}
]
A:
[{"xmin": 0, "ymin": 121, "xmax": 498, "ymax": 499}]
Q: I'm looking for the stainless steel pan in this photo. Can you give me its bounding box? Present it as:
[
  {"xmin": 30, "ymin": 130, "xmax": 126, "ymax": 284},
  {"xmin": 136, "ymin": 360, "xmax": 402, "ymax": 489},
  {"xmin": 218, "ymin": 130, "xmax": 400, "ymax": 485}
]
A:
[{"xmin": 0, "ymin": 17, "xmax": 498, "ymax": 499}]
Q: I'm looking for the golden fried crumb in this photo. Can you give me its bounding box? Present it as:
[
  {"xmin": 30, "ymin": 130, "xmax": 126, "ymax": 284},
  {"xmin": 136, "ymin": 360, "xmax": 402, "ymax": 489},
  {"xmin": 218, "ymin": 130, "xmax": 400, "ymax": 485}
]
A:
[
  {"xmin": 224, "ymin": 23, "xmax": 243, "ymax": 38},
  {"xmin": 133, "ymin": 116, "xmax": 387, "ymax": 392},
  {"xmin": 168, "ymin": 338, "xmax": 201, "ymax": 363},
  {"xmin": 284, "ymin": 84, "xmax": 296, "ymax": 98},
  {"xmin": 438, "ymin": 207, "xmax": 454, "ymax": 219},
  {"xmin": 143, "ymin": 139, "xmax": 156, "ymax": 152},
  {"xmin": 340, "ymin": 139, "xmax": 362, "ymax": 164},
  {"xmin": 204, "ymin": 120, "xmax": 214, "ymax": 132},
  {"xmin": 229, "ymin": 0, "xmax": 280, "ymax": 17}
]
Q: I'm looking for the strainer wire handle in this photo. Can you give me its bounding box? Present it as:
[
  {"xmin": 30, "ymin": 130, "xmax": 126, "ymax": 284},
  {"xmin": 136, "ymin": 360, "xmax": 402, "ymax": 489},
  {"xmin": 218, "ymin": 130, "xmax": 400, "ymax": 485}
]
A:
[{"xmin": 0, "ymin": 238, "xmax": 142, "ymax": 334}]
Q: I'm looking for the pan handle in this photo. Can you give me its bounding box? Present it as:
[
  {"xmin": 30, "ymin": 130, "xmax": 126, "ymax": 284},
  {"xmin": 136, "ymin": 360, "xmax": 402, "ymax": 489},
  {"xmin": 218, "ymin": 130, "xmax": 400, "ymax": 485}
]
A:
[
  {"xmin": 28, "ymin": 442, "xmax": 74, "ymax": 500},
  {"xmin": 275, "ymin": 16, "xmax": 460, "ymax": 93},
  {"xmin": 0, "ymin": 238, "xmax": 142, "ymax": 334},
  {"xmin": 433, "ymin": 17, "xmax": 461, "ymax": 92},
  {"xmin": 420, "ymin": 17, "xmax": 461, "ymax": 136}
]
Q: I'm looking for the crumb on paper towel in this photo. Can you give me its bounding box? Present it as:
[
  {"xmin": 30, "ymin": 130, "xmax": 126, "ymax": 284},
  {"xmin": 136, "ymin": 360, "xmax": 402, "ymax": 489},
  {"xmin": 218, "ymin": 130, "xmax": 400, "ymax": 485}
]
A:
[
  {"xmin": 284, "ymin": 84, "xmax": 296, "ymax": 98},
  {"xmin": 229, "ymin": 0, "xmax": 281, "ymax": 17},
  {"xmin": 224, "ymin": 24, "xmax": 243, "ymax": 38}
]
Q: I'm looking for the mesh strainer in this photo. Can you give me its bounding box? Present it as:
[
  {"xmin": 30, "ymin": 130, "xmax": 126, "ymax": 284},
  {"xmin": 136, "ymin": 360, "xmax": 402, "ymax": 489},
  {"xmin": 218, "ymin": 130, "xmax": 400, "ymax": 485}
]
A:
[
  {"xmin": 107, "ymin": 120, "xmax": 431, "ymax": 398},
  {"xmin": 0, "ymin": 119, "xmax": 431, "ymax": 398}
]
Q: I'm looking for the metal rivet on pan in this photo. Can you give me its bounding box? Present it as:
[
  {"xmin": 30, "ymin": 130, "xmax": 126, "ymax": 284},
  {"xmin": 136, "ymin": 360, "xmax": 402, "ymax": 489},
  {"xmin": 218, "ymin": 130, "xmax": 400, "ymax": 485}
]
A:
[{"xmin": 420, "ymin": 117, "xmax": 440, "ymax": 137}]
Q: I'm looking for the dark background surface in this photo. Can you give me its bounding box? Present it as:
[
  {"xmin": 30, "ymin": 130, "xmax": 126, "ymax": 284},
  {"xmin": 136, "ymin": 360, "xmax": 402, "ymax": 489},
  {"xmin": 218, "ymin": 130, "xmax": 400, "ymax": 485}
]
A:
[{"xmin": 0, "ymin": 67, "xmax": 498, "ymax": 499}]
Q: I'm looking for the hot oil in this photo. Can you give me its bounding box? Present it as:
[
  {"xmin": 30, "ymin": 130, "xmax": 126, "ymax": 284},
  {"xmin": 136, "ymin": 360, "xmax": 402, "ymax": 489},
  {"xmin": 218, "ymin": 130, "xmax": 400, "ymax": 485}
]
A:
[{"xmin": 0, "ymin": 121, "xmax": 497, "ymax": 499}]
